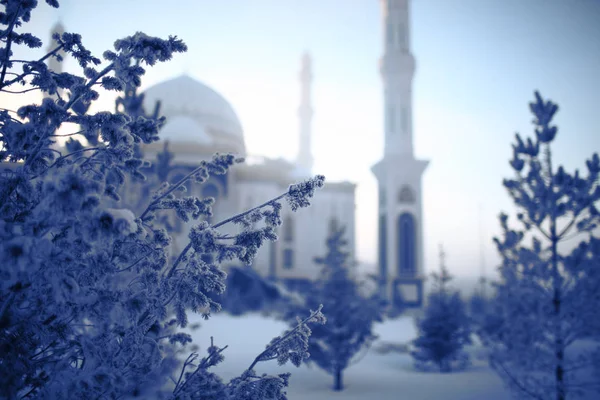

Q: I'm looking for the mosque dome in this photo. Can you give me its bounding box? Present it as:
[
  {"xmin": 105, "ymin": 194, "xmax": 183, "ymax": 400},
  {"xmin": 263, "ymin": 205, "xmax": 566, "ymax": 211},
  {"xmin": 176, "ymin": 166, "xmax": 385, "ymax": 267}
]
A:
[
  {"xmin": 142, "ymin": 74, "xmax": 245, "ymax": 155},
  {"xmin": 159, "ymin": 115, "xmax": 213, "ymax": 145}
]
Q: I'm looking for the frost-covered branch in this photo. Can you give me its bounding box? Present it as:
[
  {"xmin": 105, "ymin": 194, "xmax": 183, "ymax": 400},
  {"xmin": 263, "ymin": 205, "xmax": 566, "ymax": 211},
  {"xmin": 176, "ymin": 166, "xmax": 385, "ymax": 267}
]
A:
[
  {"xmin": 0, "ymin": 2, "xmax": 329, "ymax": 398},
  {"xmin": 248, "ymin": 305, "xmax": 325, "ymax": 371}
]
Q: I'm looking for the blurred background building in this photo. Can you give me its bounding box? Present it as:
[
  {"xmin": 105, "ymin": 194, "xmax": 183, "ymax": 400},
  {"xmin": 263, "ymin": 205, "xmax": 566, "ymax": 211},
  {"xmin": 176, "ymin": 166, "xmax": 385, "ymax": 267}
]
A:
[{"xmin": 138, "ymin": 54, "xmax": 356, "ymax": 284}]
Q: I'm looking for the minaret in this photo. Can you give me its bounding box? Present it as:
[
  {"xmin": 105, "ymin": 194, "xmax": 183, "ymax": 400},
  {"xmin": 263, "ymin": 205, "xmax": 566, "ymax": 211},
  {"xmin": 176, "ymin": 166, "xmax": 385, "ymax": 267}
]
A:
[
  {"xmin": 46, "ymin": 21, "xmax": 66, "ymax": 98},
  {"xmin": 372, "ymin": 0, "xmax": 429, "ymax": 310},
  {"xmin": 380, "ymin": 0, "xmax": 415, "ymax": 156},
  {"xmin": 296, "ymin": 51, "xmax": 313, "ymax": 175}
]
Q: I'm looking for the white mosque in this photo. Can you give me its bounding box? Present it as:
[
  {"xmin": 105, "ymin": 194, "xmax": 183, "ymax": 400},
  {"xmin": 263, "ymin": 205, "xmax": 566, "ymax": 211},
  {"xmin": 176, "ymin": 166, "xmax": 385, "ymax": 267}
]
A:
[
  {"xmin": 41, "ymin": 0, "xmax": 426, "ymax": 308},
  {"xmin": 139, "ymin": 55, "xmax": 357, "ymax": 283}
]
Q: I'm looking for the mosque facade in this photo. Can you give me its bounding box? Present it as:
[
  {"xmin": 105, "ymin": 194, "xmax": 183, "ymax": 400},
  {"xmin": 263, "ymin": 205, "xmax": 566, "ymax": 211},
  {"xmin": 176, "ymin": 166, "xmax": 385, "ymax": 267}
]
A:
[
  {"xmin": 139, "ymin": 57, "xmax": 356, "ymax": 283},
  {"xmin": 33, "ymin": 0, "xmax": 426, "ymax": 307}
]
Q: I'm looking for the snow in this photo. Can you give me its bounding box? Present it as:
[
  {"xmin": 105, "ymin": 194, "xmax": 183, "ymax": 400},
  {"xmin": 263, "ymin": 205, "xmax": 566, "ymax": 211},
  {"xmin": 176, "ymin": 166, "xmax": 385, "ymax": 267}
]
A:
[
  {"xmin": 184, "ymin": 312, "xmax": 600, "ymax": 399},
  {"xmin": 186, "ymin": 313, "xmax": 512, "ymax": 399}
]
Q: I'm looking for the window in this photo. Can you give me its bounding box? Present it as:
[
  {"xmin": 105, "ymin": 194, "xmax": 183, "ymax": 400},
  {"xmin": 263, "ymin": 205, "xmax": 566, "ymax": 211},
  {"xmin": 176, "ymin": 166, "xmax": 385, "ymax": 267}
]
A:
[
  {"xmin": 397, "ymin": 23, "xmax": 406, "ymax": 50},
  {"xmin": 269, "ymin": 240, "xmax": 277, "ymax": 278},
  {"xmin": 379, "ymin": 186, "xmax": 387, "ymax": 208},
  {"xmin": 201, "ymin": 183, "xmax": 219, "ymax": 200},
  {"xmin": 379, "ymin": 214, "xmax": 387, "ymax": 281},
  {"xmin": 283, "ymin": 216, "xmax": 294, "ymax": 242},
  {"xmin": 387, "ymin": 105, "xmax": 395, "ymax": 133},
  {"xmin": 283, "ymin": 249, "xmax": 294, "ymax": 269},
  {"xmin": 328, "ymin": 217, "xmax": 340, "ymax": 234},
  {"xmin": 386, "ymin": 21, "xmax": 393, "ymax": 46},
  {"xmin": 171, "ymin": 172, "xmax": 191, "ymax": 193},
  {"xmin": 397, "ymin": 213, "xmax": 416, "ymax": 276},
  {"xmin": 401, "ymin": 107, "xmax": 408, "ymax": 134},
  {"xmin": 398, "ymin": 185, "xmax": 415, "ymax": 204}
]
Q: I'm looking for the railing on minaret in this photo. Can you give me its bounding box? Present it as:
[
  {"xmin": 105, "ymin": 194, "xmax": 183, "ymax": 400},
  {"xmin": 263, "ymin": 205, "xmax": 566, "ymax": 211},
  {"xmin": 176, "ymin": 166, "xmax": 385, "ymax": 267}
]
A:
[
  {"xmin": 380, "ymin": 0, "xmax": 416, "ymax": 158},
  {"xmin": 296, "ymin": 51, "xmax": 313, "ymax": 175}
]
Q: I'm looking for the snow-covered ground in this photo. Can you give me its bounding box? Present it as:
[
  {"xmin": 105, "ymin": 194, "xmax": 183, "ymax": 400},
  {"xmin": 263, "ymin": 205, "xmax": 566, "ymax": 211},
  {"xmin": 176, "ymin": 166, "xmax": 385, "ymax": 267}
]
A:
[{"xmin": 186, "ymin": 313, "xmax": 513, "ymax": 399}]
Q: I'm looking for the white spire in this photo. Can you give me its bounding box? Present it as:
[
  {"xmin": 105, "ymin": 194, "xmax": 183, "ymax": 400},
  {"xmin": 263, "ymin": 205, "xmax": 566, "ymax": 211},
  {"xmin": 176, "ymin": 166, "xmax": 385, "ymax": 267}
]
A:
[
  {"xmin": 47, "ymin": 20, "xmax": 65, "ymax": 74},
  {"xmin": 380, "ymin": 0, "xmax": 416, "ymax": 157},
  {"xmin": 46, "ymin": 21, "xmax": 66, "ymax": 100},
  {"xmin": 296, "ymin": 51, "xmax": 313, "ymax": 175}
]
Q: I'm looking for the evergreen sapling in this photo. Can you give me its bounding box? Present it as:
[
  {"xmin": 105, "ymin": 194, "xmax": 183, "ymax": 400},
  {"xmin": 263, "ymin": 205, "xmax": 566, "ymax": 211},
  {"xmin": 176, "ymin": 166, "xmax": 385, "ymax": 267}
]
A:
[
  {"xmin": 284, "ymin": 226, "xmax": 386, "ymax": 391},
  {"xmin": 410, "ymin": 245, "xmax": 472, "ymax": 373},
  {"xmin": 483, "ymin": 91, "xmax": 600, "ymax": 400}
]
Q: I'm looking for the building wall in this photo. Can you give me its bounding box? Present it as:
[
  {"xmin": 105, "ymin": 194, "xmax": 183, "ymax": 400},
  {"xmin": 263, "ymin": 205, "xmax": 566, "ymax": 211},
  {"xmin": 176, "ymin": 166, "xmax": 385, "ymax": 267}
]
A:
[{"xmin": 283, "ymin": 185, "xmax": 356, "ymax": 280}]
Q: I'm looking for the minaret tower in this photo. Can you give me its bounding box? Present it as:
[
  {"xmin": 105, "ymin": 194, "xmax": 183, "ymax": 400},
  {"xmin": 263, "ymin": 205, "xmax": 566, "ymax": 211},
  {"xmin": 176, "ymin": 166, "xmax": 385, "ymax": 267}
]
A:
[
  {"xmin": 371, "ymin": 0, "xmax": 429, "ymax": 309},
  {"xmin": 296, "ymin": 51, "xmax": 313, "ymax": 175},
  {"xmin": 46, "ymin": 21, "xmax": 65, "ymax": 99}
]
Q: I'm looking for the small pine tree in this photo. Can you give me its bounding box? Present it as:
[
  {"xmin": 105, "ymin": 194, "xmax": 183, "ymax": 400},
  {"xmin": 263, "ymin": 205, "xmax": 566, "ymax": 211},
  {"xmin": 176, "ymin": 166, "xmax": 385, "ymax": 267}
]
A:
[
  {"xmin": 284, "ymin": 226, "xmax": 386, "ymax": 391},
  {"xmin": 411, "ymin": 245, "xmax": 472, "ymax": 373},
  {"xmin": 467, "ymin": 277, "xmax": 491, "ymax": 329},
  {"xmin": 484, "ymin": 91, "xmax": 600, "ymax": 400}
]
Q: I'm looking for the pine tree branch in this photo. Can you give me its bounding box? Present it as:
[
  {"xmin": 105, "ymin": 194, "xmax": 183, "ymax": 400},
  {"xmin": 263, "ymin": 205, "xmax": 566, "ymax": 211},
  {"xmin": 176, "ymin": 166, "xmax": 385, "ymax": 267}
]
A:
[
  {"xmin": 2, "ymin": 45, "xmax": 64, "ymax": 90},
  {"xmin": 165, "ymin": 191, "xmax": 287, "ymax": 279},
  {"xmin": 212, "ymin": 193, "xmax": 286, "ymax": 230},
  {"xmin": 173, "ymin": 337, "xmax": 228, "ymax": 396},
  {"xmin": 139, "ymin": 162, "xmax": 208, "ymax": 222},
  {"xmin": 247, "ymin": 305, "xmax": 322, "ymax": 371},
  {"xmin": 493, "ymin": 359, "xmax": 545, "ymax": 400},
  {"xmin": 0, "ymin": 4, "xmax": 21, "ymax": 89}
]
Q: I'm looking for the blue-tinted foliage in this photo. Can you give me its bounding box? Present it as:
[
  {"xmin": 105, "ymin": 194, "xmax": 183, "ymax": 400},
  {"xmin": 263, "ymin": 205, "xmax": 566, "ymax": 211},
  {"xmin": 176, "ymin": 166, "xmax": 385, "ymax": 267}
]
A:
[
  {"xmin": 283, "ymin": 227, "xmax": 386, "ymax": 391},
  {"xmin": 410, "ymin": 245, "xmax": 472, "ymax": 372},
  {"xmin": 466, "ymin": 280, "xmax": 492, "ymax": 330},
  {"xmin": 0, "ymin": 2, "xmax": 327, "ymax": 398},
  {"xmin": 210, "ymin": 266, "xmax": 290, "ymax": 317},
  {"xmin": 482, "ymin": 91, "xmax": 600, "ymax": 399}
]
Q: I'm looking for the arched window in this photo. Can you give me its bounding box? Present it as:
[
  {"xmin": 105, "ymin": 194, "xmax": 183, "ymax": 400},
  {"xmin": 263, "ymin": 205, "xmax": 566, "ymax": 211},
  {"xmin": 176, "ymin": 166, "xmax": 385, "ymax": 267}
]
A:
[
  {"xmin": 172, "ymin": 172, "xmax": 186, "ymax": 184},
  {"xmin": 328, "ymin": 217, "xmax": 339, "ymax": 234},
  {"xmin": 379, "ymin": 214, "xmax": 387, "ymax": 282},
  {"xmin": 387, "ymin": 105, "xmax": 395, "ymax": 133},
  {"xmin": 386, "ymin": 21, "xmax": 394, "ymax": 45},
  {"xmin": 283, "ymin": 216, "xmax": 294, "ymax": 242},
  {"xmin": 269, "ymin": 240, "xmax": 277, "ymax": 278},
  {"xmin": 172, "ymin": 172, "xmax": 189, "ymax": 192},
  {"xmin": 283, "ymin": 249, "xmax": 294, "ymax": 269},
  {"xmin": 397, "ymin": 213, "xmax": 416, "ymax": 276},
  {"xmin": 397, "ymin": 23, "xmax": 406, "ymax": 51},
  {"xmin": 401, "ymin": 107, "xmax": 408, "ymax": 134},
  {"xmin": 379, "ymin": 186, "xmax": 387, "ymax": 208},
  {"xmin": 398, "ymin": 185, "xmax": 415, "ymax": 204},
  {"xmin": 201, "ymin": 183, "xmax": 219, "ymax": 200}
]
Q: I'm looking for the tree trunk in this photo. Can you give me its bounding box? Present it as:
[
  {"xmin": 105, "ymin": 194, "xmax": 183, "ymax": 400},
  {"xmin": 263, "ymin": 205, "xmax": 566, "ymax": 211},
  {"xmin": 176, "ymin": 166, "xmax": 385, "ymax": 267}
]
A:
[
  {"xmin": 547, "ymin": 148, "xmax": 565, "ymax": 400},
  {"xmin": 550, "ymin": 201, "xmax": 565, "ymax": 400},
  {"xmin": 553, "ymin": 283, "xmax": 565, "ymax": 400},
  {"xmin": 333, "ymin": 367, "xmax": 343, "ymax": 391}
]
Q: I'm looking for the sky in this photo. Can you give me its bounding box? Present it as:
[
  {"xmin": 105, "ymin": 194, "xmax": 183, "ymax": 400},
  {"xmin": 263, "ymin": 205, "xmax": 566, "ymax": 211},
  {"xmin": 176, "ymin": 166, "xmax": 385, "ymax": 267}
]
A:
[{"xmin": 6, "ymin": 0, "xmax": 600, "ymax": 285}]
